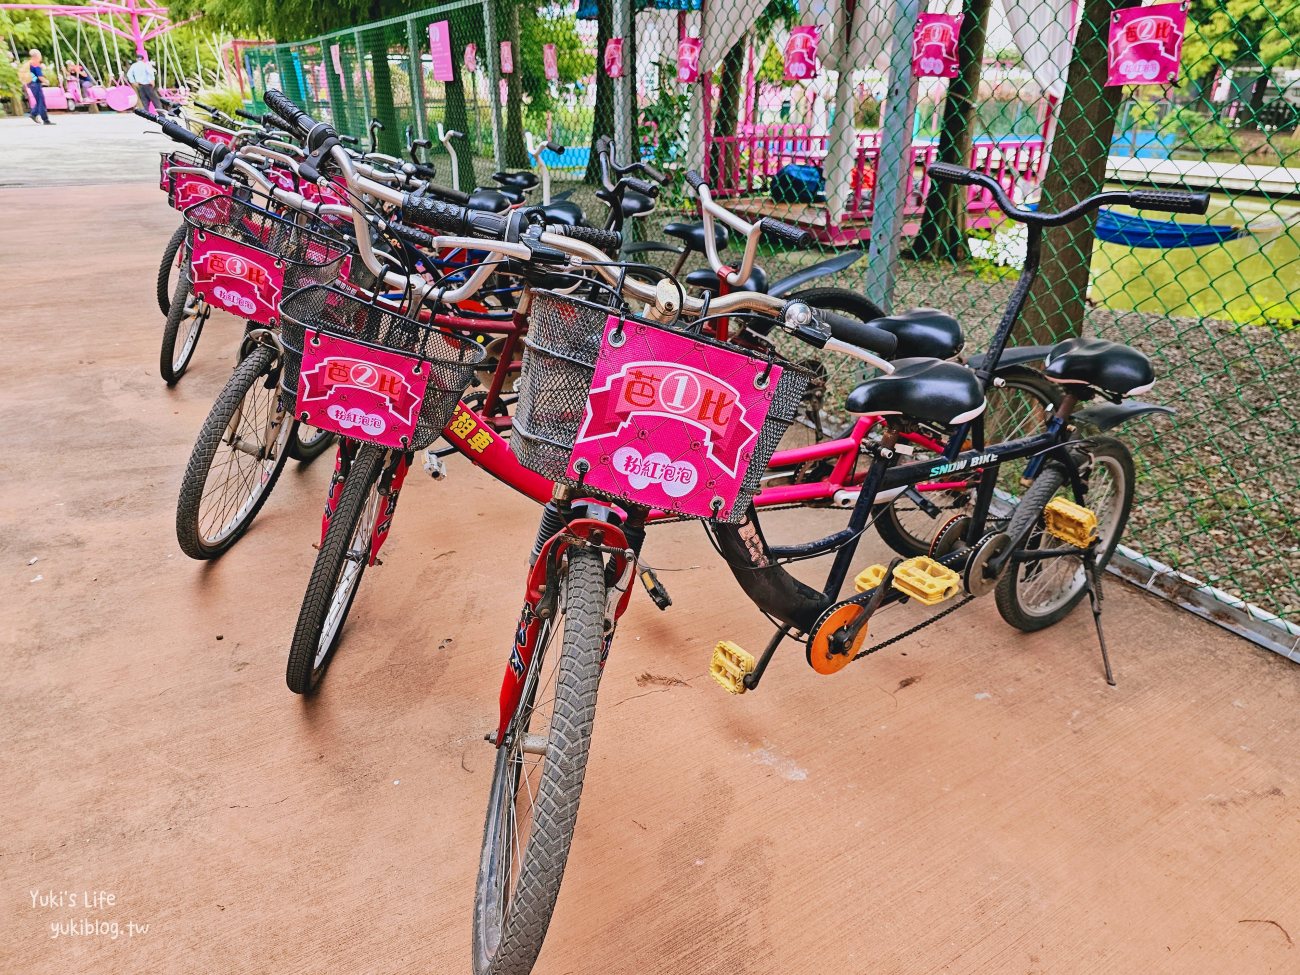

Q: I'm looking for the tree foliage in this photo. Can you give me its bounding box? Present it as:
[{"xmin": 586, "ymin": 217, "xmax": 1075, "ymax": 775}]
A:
[{"xmin": 1181, "ymin": 0, "xmax": 1300, "ymax": 82}]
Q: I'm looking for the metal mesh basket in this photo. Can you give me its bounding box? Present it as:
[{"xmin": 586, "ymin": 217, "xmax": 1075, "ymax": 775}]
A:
[
  {"xmin": 183, "ymin": 196, "xmax": 351, "ymax": 292},
  {"xmin": 279, "ymin": 285, "xmax": 486, "ymax": 450},
  {"xmin": 511, "ymin": 289, "xmax": 812, "ymax": 522}
]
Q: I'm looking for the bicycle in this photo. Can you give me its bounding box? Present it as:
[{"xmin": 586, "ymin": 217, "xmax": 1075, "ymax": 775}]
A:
[{"xmin": 467, "ymin": 164, "xmax": 1206, "ymax": 975}]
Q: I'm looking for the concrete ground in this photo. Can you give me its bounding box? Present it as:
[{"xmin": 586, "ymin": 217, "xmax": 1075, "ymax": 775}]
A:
[{"xmin": 3, "ymin": 115, "xmax": 1300, "ymax": 975}]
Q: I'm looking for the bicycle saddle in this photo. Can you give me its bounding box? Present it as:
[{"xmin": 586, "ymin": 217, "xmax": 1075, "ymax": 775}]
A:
[
  {"xmin": 684, "ymin": 264, "xmax": 769, "ymax": 294},
  {"xmin": 492, "ymin": 171, "xmax": 539, "ymax": 191},
  {"xmin": 598, "ymin": 187, "xmax": 657, "ymax": 219},
  {"xmin": 864, "ymin": 308, "xmax": 963, "ymax": 361},
  {"xmin": 1043, "ymin": 337, "xmax": 1154, "ymax": 396},
  {"xmin": 845, "ymin": 358, "xmax": 986, "ymax": 427},
  {"xmin": 468, "ymin": 188, "xmax": 512, "ymax": 213},
  {"xmin": 540, "ymin": 200, "xmax": 586, "ymax": 227},
  {"xmin": 663, "ymin": 221, "xmax": 728, "ymax": 254}
]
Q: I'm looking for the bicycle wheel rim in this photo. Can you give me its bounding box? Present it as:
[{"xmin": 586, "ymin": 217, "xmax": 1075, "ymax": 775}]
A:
[
  {"xmin": 193, "ymin": 362, "xmax": 290, "ymax": 547},
  {"xmin": 313, "ymin": 484, "xmax": 383, "ymax": 671},
  {"xmin": 171, "ymin": 295, "xmax": 208, "ymax": 373}
]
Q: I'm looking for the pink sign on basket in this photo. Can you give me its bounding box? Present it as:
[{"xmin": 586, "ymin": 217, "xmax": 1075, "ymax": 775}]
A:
[
  {"xmin": 566, "ymin": 316, "xmax": 783, "ymax": 521},
  {"xmin": 428, "ymin": 21, "xmax": 454, "ymax": 82},
  {"xmin": 604, "ymin": 38, "xmax": 624, "ymax": 78},
  {"xmin": 1107, "ymin": 1, "xmax": 1188, "ymax": 86},
  {"xmin": 677, "ymin": 36, "xmax": 702, "ymax": 83},
  {"xmin": 783, "ymin": 25, "xmax": 820, "ymax": 81},
  {"xmin": 296, "ymin": 331, "xmax": 431, "ymax": 449},
  {"xmin": 912, "ymin": 14, "xmax": 963, "ymax": 78},
  {"xmin": 464, "ymin": 43, "xmax": 477, "ymax": 72},
  {"xmin": 168, "ymin": 172, "xmax": 224, "ymax": 211},
  {"xmin": 188, "ymin": 236, "xmax": 284, "ymax": 325},
  {"xmin": 499, "ymin": 40, "xmax": 513, "ymax": 74},
  {"xmin": 543, "ymin": 43, "xmax": 558, "ymax": 81},
  {"xmin": 201, "ymin": 127, "xmax": 236, "ymax": 147}
]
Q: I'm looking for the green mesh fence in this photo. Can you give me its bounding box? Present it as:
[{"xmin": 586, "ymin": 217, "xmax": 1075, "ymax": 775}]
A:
[{"xmin": 247, "ymin": 0, "xmax": 1300, "ymax": 632}]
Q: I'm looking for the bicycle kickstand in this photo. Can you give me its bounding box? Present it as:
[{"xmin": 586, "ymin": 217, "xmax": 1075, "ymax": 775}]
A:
[{"xmin": 1083, "ymin": 547, "xmax": 1116, "ymax": 687}]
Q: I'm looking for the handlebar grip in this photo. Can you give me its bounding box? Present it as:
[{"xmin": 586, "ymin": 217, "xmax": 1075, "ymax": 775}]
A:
[
  {"xmin": 193, "ymin": 100, "xmax": 218, "ymax": 114},
  {"xmin": 234, "ymin": 108, "xmax": 263, "ymax": 123},
  {"xmin": 388, "ymin": 221, "xmax": 438, "ymax": 251},
  {"xmin": 821, "ymin": 310, "xmax": 898, "ymax": 358},
  {"xmin": 759, "ymin": 217, "xmax": 814, "ymax": 249},
  {"xmin": 1128, "ymin": 189, "xmax": 1210, "ymax": 215},
  {"xmin": 137, "ymin": 108, "xmax": 218, "ymax": 157},
  {"xmin": 928, "ymin": 162, "xmax": 979, "ymax": 186},
  {"xmin": 684, "ymin": 169, "xmax": 705, "ymax": 191},
  {"xmin": 263, "ymin": 90, "xmax": 310, "ymax": 138},
  {"xmin": 625, "ymin": 176, "xmax": 660, "ymax": 198},
  {"xmin": 401, "ymin": 194, "xmax": 508, "ymax": 240},
  {"xmin": 555, "ymin": 224, "xmax": 621, "ymax": 256},
  {"xmin": 339, "ymin": 133, "xmax": 359, "ymax": 146},
  {"xmin": 446, "ymin": 129, "xmax": 465, "ymax": 140},
  {"xmin": 545, "ymin": 140, "xmax": 565, "ymax": 154},
  {"xmin": 640, "ymin": 160, "xmax": 667, "ymax": 185}
]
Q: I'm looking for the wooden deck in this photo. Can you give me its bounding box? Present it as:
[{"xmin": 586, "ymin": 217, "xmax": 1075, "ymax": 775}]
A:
[{"xmin": 1107, "ymin": 156, "xmax": 1300, "ymax": 197}]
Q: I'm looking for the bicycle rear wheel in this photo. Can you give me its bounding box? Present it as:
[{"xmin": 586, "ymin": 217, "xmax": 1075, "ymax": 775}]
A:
[
  {"xmin": 472, "ymin": 548, "xmax": 606, "ymax": 975},
  {"xmin": 175, "ymin": 345, "xmax": 292, "ymax": 559},
  {"xmin": 995, "ymin": 436, "xmax": 1134, "ymax": 631},
  {"xmin": 285, "ymin": 445, "xmax": 386, "ymax": 694},
  {"xmin": 156, "ymin": 222, "xmax": 186, "ymax": 317},
  {"xmin": 287, "ymin": 423, "xmax": 336, "ymax": 463},
  {"xmin": 159, "ymin": 274, "xmax": 209, "ymax": 385}
]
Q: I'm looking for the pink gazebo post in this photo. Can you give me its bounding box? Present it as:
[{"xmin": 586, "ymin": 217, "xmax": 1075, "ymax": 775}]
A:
[{"xmin": 0, "ymin": 0, "xmax": 200, "ymax": 61}]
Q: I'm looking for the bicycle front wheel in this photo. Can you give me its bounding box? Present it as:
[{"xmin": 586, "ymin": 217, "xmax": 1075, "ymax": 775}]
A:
[
  {"xmin": 156, "ymin": 222, "xmax": 186, "ymax": 317},
  {"xmin": 159, "ymin": 274, "xmax": 209, "ymax": 385},
  {"xmin": 473, "ymin": 547, "xmax": 607, "ymax": 975},
  {"xmin": 287, "ymin": 423, "xmax": 336, "ymax": 463},
  {"xmin": 285, "ymin": 445, "xmax": 386, "ymax": 695},
  {"xmin": 175, "ymin": 345, "xmax": 292, "ymax": 559}
]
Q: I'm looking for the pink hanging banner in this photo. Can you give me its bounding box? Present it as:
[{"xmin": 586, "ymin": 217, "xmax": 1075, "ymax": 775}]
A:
[
  {"xmin": 604, "ymin": 38, "xmax": 624, "ymax": 79},
  {"xmin": 329, "ymin": 43, "xmax": 343, "ymax": 78},
  {"xmin": 428, "ymin": 21, "xmax": 454, "ymax": 82},
  {"xmin": 677, "ymin": 36, "xmax": 702, "ymax": 84},
  {"xmin": 912, "ymin": 14, "xmax": 963, "ymax": 78},
  {"xmin": 499, "ymin": 77, "xmax": 509, "ymax": 107},
  {"xmin": 1106, "ymin": 1, "xmax": 1188, "ymax": 86},
  {"xmin": 463, "ymin": 43, "xmax": 477, "ymax": 72},
  {"xmin": 543, "ymin": 43, "xmax": 558, "ymax": 81},
  {"xmin": 499, "ymin": 40, "xmax": 513, "ymax": 74},
  {"xmin": 783, "ymin": 25, "xmax": 820, "ymax": 81}
]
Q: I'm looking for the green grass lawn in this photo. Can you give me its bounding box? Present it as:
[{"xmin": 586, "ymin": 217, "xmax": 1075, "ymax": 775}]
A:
[{"xmin": 1089, "ymin": 195, "xmax": 1300, "ymax": 326}]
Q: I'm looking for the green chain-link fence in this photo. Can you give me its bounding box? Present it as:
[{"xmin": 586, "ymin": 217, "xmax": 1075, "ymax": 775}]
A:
[{"xmin": 243, "ymin": 0, "xmax": 1300, "ymax": 644}]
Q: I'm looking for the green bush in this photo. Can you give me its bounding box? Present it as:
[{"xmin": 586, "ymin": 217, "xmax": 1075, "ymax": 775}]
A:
[{"xmin": 193, "ymin": 87, "xmax": 244, "ymax": 117}]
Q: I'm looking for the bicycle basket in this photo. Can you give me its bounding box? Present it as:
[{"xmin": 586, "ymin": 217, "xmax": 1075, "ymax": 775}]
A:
[
  {"xmin": 280, "ymin": 285, "xmax": 486, "ymax": 451},
  {"xmin": 161, "ymin": 151, "xmax": 225, "ymax": 211},
  {"xmin": 183, "ymin": 196, "xmax": 351, "ymax": 327},
  {"xmin": 511, "ymin": 290, "xmax": 812, "ymax": 522}
]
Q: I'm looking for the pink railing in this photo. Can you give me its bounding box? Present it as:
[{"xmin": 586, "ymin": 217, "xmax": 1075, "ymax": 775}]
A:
[{"xmin": 707, "ymin": 129, "xmax": 1046, "ymax": 225}]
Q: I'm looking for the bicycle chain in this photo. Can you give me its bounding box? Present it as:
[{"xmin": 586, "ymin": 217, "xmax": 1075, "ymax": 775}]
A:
[{"xmin": 852, "ymin": 595, "xmax": 975, "ymax": 661}]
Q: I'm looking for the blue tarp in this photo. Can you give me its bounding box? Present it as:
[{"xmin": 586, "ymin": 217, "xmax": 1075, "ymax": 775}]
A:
[
  {"xmin": 1094, "ymin": 209, "xmax": 1245, "ymax": 249},
  {"xmin": 578, "ymin": 0, "xmax": 700, "ymax": 17}
]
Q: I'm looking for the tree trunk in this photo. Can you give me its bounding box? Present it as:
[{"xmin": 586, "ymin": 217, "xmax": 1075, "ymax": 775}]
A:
[
  {"xmin": 707, "ymin": 35, "xmax": 747, "ymax": 185},
  {"xmin": 910, "ymin": 0, "xmax": 992, "ymax": 262},
  {"xmin": 323, "ymin": 46, "xmax": 351, "ymax": 135},
  {"xmin": 1018, "ymin": 0, "xmax": 1139, "ymax": 345},
  {"xmin": 444, "ymin": 19, "xmax": 476, "ymax": 189},
  {"xmin": 585, "ymin": 0, "xmax": 615, "ymax": 184},
  {"xmin": 498, "ymin": 0, "xmax": 528, "ymax": 169}
]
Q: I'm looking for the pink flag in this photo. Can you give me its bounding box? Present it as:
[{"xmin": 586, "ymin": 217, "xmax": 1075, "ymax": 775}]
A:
[
  {"xmin": 912, "ymin": 14, "xmax": 963, "ymax": 78},
  {"xmin": 783, "ymin": 26, "xmax": 820, "ymax": 82},
  {"xmin": 500, "ymin": 40, "xmax": 513, "ymax": 75},
  {"xmin": 1107, "ymin": 1, "xmax": 1188, "ymax": 86},
  {"xmin": 427, "ymin": 21, "xmax": 453, "ymax": 82},
  {"xmin": 499, "ymin": 77, "xmax": 509, "ymax": 107},
  {"xmin": 677, "ymin": 36, "xmax": 702, "ymax": 84},
  {"xmin": 463, "ymin": 43, "xmax": 477, "ymax": 72},
  {"xmin": 543, "ymin": 43, "xmax": 558, "ymax": 81},
  {"xmin": 604, "ymin": 38, "xmax": 624, "ymax": 79},
  {"xmin": 329, "ymin": 43, "xmax": 343, "ymax": 78}
]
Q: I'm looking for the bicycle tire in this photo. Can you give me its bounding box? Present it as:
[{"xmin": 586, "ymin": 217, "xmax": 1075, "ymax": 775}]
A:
[
  {"xmin": 994, "ymin": 436, "xmax": 1134, "ymax": 631},
  {"xmin": 159, "ymin": 274, "xmax": 208, "ymax": 385},
  {"xmin": 287, "ymin": 423, "xmax": 337, "ymax": 464},
  {"xmin": 873, "ymin": 372, "xmax": 1062, "ymax": 558},
  {"xmin": 156, "ymin": 222, "xmax": 186, "ymax": 317},
  {"xmin": 285, "ymin": 445, "xmax": 386, "ymax": 695},
  {"xmin": 175, "ymin": 346, "xmax": 292, "ymax": 559},
  {"xmin": 472, "ymin": 548, "xmax": 606, "ymax": 975},
  {"xmin": 787, "ymin": 286, "xmax": 884, "ymax": 326}
]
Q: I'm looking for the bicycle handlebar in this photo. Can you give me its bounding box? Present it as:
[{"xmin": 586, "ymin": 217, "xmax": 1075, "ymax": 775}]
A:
[
  {"xmin": 759, "ymin": 217, "xmax": 814, "ymax": 249},
  {"xmin": 927, "ymin": 162, "xmax": 1210, "ymax": 224},
  {"xmin": 136, "ymin": 108, "xmax": 224, "ymax": 160}
]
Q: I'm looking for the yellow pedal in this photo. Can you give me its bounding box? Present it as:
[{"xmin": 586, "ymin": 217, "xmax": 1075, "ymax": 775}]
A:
[
  {"xmin": 710, "ymin": 641, "xmax": 755, "ymax": 695},
  {"xmin": 1043, "ymin": 497, "xmax": 1098, "ymax": 548},
  {"xmin": 854, "ymin": 564, "xmax": 888, "ymax": 593},
  {"xmin": 891, "ymin": 556, "xmax": 962, "ymax": 606}
]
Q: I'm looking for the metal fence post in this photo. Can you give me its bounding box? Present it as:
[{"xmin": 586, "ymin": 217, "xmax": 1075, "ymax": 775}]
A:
[
  {"xmin": 406, "ymin": 15, "xmax": 430, "ymax": 145},
  {"xmin": 613, "ymin": 0, "xmax": 633, "ymax": 163},
  {"xmin": 864, "ymin": 0, "xmax": 923, "ymax": 311}
]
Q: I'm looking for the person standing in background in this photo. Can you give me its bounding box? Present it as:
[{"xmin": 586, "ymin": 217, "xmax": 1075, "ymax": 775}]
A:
[
  {"xmin": 126, "ymin": 54, "xmax": 162, "ymax": 114},
  {"xmin": 24, "ymin": 49, "xmax": 54, "ymax": 125}
]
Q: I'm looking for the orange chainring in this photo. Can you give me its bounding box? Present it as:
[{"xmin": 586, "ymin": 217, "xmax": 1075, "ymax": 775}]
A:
[{"xmin": 807, "ymin": 603, "xmax": 869, "ymax": 675}]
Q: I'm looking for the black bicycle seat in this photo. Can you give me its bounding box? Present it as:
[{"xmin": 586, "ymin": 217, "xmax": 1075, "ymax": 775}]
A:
[
  {"xmin": 845, "ymin": 358, "xmax": 986, "ymax": 427},
  {"xmin": 1043, "ymin": 337, "xmax": 1154, "ymax": 396},
  {"xmin": 663, "ymin": 221, "xmax": 728, "ymax": 253},
  {"xmin": 492, "ymin": 170, "xmax": 539, "ymax": 191},
  {"xmin": 468, "ymin": 188, "xmax": 512, "ymax": 213},
  {"xmin": 540, "ymin": 200, "xmax": 586, "ymax": 227},
  {"xmin": 865, "ymin": 308, "xmax": 963, "ymax": 360},
  {"xmin": 685, "ymin": 265, "xmax": 769, "ymax": 294}
]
